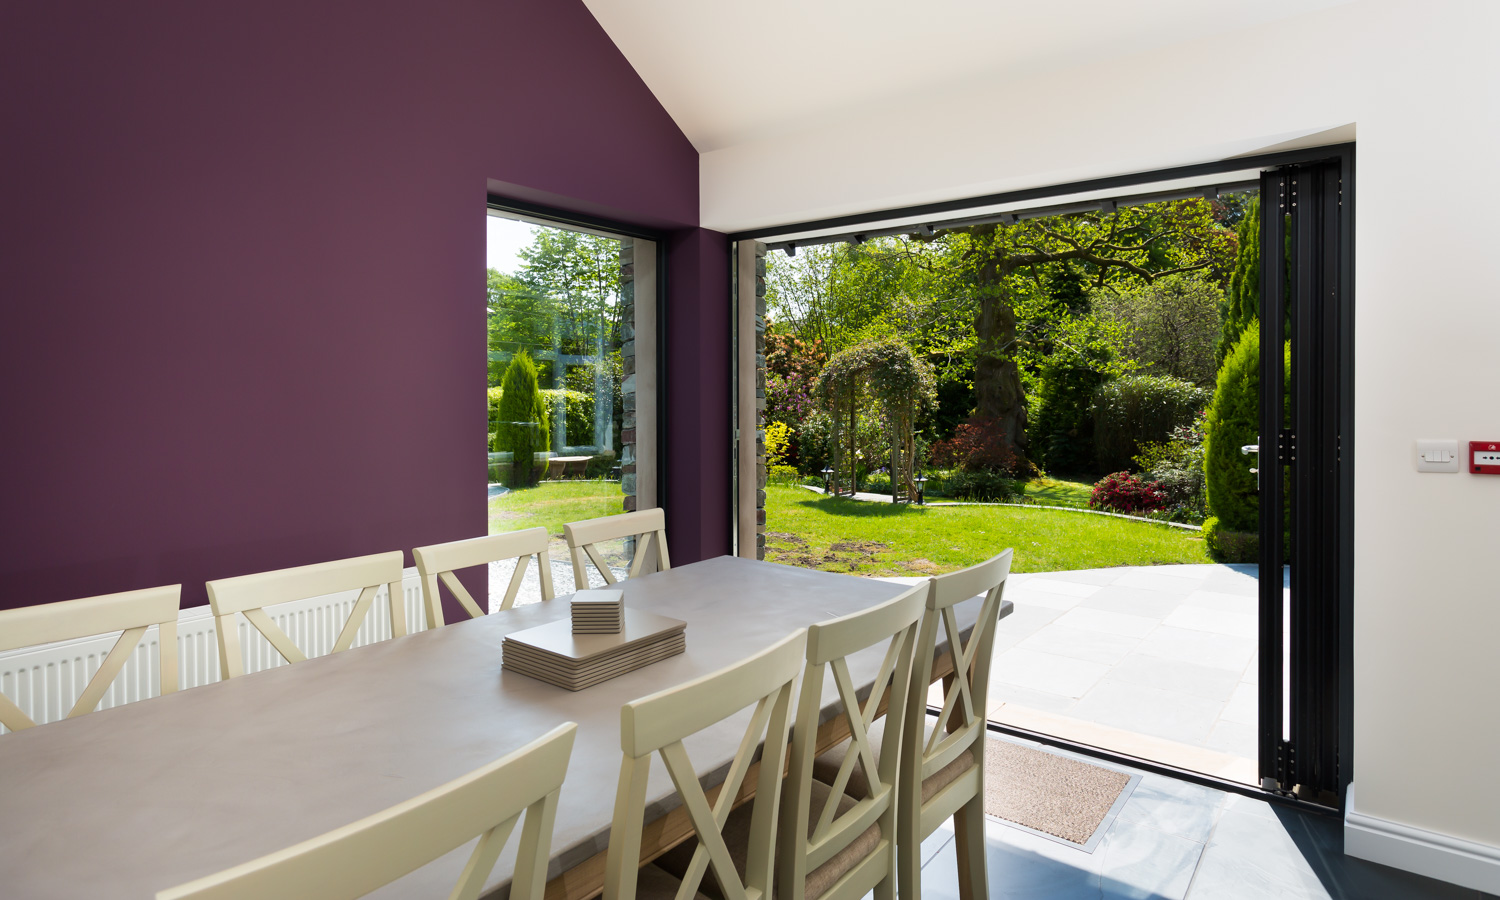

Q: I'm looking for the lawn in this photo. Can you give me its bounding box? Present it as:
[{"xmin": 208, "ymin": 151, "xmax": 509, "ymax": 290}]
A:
[
  {"xmin": 1023, "ymin": 476, "xmax": 1094, "ymax": 509},
  {"xmin": 764, "ymin": 484, "xmax": 1208, "ymax": 576},
  {"xmin": 488, "ymin": 480, "xmax": 624, "ymax": 537}
]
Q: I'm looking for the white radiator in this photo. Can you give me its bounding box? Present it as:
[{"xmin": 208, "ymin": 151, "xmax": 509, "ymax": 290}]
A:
[{"xmin": 0, "ymin": 568, "xmax": 428, "ymax": 734}]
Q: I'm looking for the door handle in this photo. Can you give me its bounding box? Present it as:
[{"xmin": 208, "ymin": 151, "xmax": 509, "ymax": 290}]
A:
[{"xmin": 1242, "ymin": 439, "xmax": 1260, "ymax": 487}]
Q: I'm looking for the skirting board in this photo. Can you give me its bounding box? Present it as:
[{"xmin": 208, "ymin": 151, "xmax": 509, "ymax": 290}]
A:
[{"xmin": 1344, "ymin": 783, "xmax": 1500, "ymax": 895}]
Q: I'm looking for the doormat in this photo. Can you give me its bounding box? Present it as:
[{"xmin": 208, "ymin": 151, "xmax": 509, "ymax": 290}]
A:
[{"xmin": 984, "ymin": 738, "xmax": 1135, "ymax": 849}]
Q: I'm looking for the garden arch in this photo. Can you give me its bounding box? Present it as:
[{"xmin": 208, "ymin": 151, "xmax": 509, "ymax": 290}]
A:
[{"xmin": 815, "ymin": 339, "xmax": 935, "ymax": 503}]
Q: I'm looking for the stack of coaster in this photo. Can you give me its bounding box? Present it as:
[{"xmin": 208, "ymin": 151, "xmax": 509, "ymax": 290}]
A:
[
  {"xmin": 502, "ymin": 609, "xmax": 687, "ymax": 691},
  {"xmin": 571, "ymin": 589, "xmax": 625, "ymax": 634}
]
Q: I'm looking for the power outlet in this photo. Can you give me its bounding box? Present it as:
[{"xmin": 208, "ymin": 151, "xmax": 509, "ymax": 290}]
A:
[{"xmin": 1471, "ymin": 441, "xmax": 1500, "ymax": 475}]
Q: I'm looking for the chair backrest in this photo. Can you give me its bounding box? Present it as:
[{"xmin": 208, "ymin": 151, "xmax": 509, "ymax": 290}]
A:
[
  {"xmin": 563, "ymin": 508, "xmax": 670, "ymax": 590},
  {"xmin": 780, "ymin": 584, "xmax": 926, "ymax": 900},
  {"xmin": 205, "ymin": 551, "xmax": 406, "ymax": 679},
  {"xmin": 413, "ymin": 527, "xmax": 553, "ymax": 627},
  {"xmin": 605, "ymin": 630, "xmax": 806, "ymax": 900},
  {"xmin": 902, "ymin": 550, "xmax": 1013, "ymax": 798},
  {"xmin": 0, "ymin": 585, "xmax": 182, "ymax": 732},
  {"xmin": 156, "ymin": 721, "xmax": 577, "ymax": 900}
]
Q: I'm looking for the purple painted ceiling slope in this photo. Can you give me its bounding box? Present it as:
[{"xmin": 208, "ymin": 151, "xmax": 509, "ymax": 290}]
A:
[{"xmin": 0, "ymin": 1, "xmax": 719, "ymax": 613}]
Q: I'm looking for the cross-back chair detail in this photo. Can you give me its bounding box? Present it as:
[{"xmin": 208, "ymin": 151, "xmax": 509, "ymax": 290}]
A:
[
  {"xmin": 563, "ymin": 508, "xmax": 669, "ymax": 590},
  {"xmin": 896, "ymin": 548, "xmax": 1012, "ymax": 900},
  {"xmin": 0, "ymin": 584, "xmax": 182, "ymax": 732},
  {"xmin": 413, "ymin": 527, "xmax": 553, "ymax": 627},
  {"xmin": 205, "ymin": 551, "xmax": 406, "ymax": 680},
  {"xmin": 155, "ymin": 722, "xmax": 577, "ymax": 900},
  {"xmin": 605, "ymin": 630, "xmax": 806, "ymax": 900},
  {"xmin": 780, "ymin": 585, "xmax": 925, "ymax": 900}
]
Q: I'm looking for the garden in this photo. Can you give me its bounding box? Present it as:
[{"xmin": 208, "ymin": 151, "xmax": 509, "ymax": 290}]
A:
[{"xmin": 763, "ymin": 192, "xmax": 1276, "ymax": 571}]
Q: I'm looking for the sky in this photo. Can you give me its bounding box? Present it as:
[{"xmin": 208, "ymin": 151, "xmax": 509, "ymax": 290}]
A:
[{"xmin": 486, "ymin": 214, "xmax": 536, "ymax": 275}]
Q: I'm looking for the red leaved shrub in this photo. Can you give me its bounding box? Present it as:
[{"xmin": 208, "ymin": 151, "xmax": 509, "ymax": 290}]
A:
[
  {"xmin": 930, "ymin": 417, "xmax": 1022, "ymax": 476},
  {"xmin": 1089, "ymin": 471, "xmax": 1171, "ymax": 515}
]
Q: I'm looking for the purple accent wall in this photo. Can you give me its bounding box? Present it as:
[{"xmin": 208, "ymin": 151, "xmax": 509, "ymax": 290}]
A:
[
  {"xmin": 0, "ymin": 2, "xmax": 721, "ymax": 615},
  {"xmin": 665, "ymin": 229, "xmax": 733, "ymax": 563}
]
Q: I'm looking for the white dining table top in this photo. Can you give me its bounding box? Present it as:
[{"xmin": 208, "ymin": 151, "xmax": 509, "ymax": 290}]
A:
[{"xmin": 0, "ymin": 556, "xmax": 1003, "ymax": 899}]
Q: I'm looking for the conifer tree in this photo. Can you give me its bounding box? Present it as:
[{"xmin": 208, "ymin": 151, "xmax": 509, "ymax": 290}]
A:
[
  {"xmin": 1217, "ymin": 197, "xmax": 1260, "ymax": 367},
  {"xmin": 497, "ymin": 351, "xmax": 549, "ymax": 486}
]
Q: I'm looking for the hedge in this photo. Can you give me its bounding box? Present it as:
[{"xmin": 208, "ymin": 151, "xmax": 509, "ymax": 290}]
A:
[
  {"xmin": 541, "ymin": 388, "xmax": 593, "ymax": 446},
  {"xmin": 1090, "ymin": 374, "xmax": 1210, "ymax": 474}
]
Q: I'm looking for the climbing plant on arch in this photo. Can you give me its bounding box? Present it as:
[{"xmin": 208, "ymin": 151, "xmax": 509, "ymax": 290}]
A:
[{"xmin": 814, "ymin": 338, "xmax": 937, "ymax": 502}]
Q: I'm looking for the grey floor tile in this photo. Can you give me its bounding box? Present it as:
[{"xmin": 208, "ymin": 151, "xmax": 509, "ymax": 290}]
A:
[
  {"xmin": 1135, "ymin": 626, "xmax": 1256, "ymax": 672},
  {"xmin": 1069, "ymin": 680, "xmax": 1224, "ymax": 745},
  {"xmin": 1182, "ymin": 590, "xmax": 1258, "ymax": 615},
  {"xmin": 1116, "ymin": 569, "xmax": 1208, "ymax": 594},
  {"xmin": 1098, "ymin": 818, "xmax": 1204, "ymax": 899},
  {"xmin": 921, "ymin": 822, "xmax": 955, "ymax": 867},
  {"xmin": 1021, "ymin": 578, "xmax": 1104, "ymax": 598},
  {"xmin": 1115, "ymin": 773, "xmax": 1226, "ymax": 843},
  {"xmin": 1162, "ymin": 606, "xmax": 1258, "ymax": 641},
  {"xmin": 1202, "ymin": 720, "xmax": 1256, "ymax": 758},
  {"xmin": 1219, "ymin": 682, "xmax": 1257, "ymax": 726},
  {"xmin": 1055, "ymin": 606, "xmax": 1161, "ymax": 638},
  {"xmin": 990, "ymin": 647, "xmax": 1110, "ymax": 698},
  {"xmin": 923, "ymin": 819, "xmax": 1103, "ymax": 900},
  {"xmin": 1083, "ymin": 585, "xmax": 1197, "ymax": 619},
  {"xmin": 987, "ymin": 680, "xmax": 1079, "ymax": 716},
  {"xmin": 1002, "ymin": 587, "xmax": 1085, "ymax": 611},
  {"xmin": 1186, "ymin": 841, "xmax": 1334, "ymax": 899},
  {"xmin": 992, "ymin": 604, "xmax": 1067, "ymax": 642},
  {"xmin": 1100, "ymin": 654, "xmax": 1242, "ymax": 702},
  {"xmin": 1028, "ymin": 568, "xmax": 1126, "ymax": 586},
  {"xmin": 1016, "ymin": 623, "xmax": 1143, "ymax": 666}
]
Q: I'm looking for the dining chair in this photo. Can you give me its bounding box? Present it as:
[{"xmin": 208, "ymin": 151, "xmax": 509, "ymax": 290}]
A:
[
  {"xmin": 413, "ymin": 527, "xmax": 553, "ymax": 627},
  {"xmin": 0, "ymin": 584, "xmax": 181, "ymax": 732},
  {"xmin": 205, "ymin": 551, "xmax": 405, "ymax": 679},
  {"xmin": 605, "ymin": 629, "xmax": 806, "ymax": 900},
  {"xmin": 563, "ymin": 508, "xmax": 670, "ymax": 590},
  {"xmin": 155, "ymin": 721, "xmax": 577, "ymax": 900},
  {"xmin": 776, "ymin": 583, "xmax": 926, "ymax": 900},
  {"xmin": 815, "ymin": 551, "xmax": 1012, "ymax": 900}
]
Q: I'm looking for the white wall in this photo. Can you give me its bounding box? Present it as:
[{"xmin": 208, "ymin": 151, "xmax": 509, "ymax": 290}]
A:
[{"xmin": 703, "ymin": 0, "xmax": 1500, "ymax": 880}]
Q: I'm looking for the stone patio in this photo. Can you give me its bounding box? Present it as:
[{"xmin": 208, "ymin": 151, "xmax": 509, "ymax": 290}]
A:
[{"xmin": 980, "ymin": 563, "xmax": 1278, "ymax": 785}]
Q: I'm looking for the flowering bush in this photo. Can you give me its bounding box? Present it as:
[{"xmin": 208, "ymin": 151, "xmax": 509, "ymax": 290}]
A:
[
  {"xmin": 764, "ymin": 421, "xmax": 793, "ymax": 467},
  {"xmin": 929, "ymin": 417, "xmax": 1021, "ymax": 476},
  {"xmin": 764, "ymin": 332, "xmax": 827, "ymax": 468},
  {"xmin": 1089, "ymin": 471, "xmax": 1171, "ymax": 515}
]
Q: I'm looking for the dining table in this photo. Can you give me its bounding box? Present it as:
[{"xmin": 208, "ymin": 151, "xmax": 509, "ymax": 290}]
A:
[{"xmin": 0, "ymin": 555, "xmax": 1011, "ymax": 899}]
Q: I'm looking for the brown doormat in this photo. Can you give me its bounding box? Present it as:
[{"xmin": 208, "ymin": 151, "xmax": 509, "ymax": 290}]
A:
[{"xmin": 983, "ymin": 738, "xmax": 1133, "ymax": 846}]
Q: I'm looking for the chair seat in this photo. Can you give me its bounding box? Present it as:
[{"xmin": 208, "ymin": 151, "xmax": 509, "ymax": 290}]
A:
[
  {"xmin": 657, "ymin": 780, "xmax": 881, "ymax": 900},
  {"xmin": 812, "ymin": 716, "xmax": 976, "ymax": 807}
]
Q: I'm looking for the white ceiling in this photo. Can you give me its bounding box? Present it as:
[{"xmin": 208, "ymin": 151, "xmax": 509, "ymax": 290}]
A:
[{"xmin": 583, "ymin": 0, "xmax": 1353, "ymax": 153}]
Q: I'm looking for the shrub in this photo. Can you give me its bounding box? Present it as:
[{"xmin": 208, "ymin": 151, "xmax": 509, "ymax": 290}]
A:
[
  {"xmin": 1028, "ymin": 363, "xmax": 1106, "ymax": 476},
  {"xmin": 862, "ymin": 472, "xmax": 892, "ymax": 494},
  {"xmin": 1203, "ymin": 516, "xmax": 1259, "ymax": 564},
  {"xmin": 1093, "ymin": 272, "xmax": 1224, "ymax": 387},
  {"xmin": 764, "ymin": 421, "xmax": 793, "ymax": 467},
  {"xmin": 1203, "ymin": 323, "xmax": 1289, "ymax": 534},
  {"xmin": 487, "ymin": 386, "xmax": 504, "ymax": 441},
  {"xmin": 1089, "ymin": 471, "xmax": 1171, "ymax": 516},
  {"xmin": 541, "ymin": 389, "xmax": 593, "ymax": 446},
  {"xmin": 767, "ymin": 464, "xmax": 800, "ymax": 485},
  {"xmin": 1134, "ymin": 412, "xmax": 1208, "ymax": 523},
  {"xmin": 1090, "ymin": 374, "xmax": 1210, "ymax": 474},
  {"xmin": 941, "ymin": 470, "xmax": 1023, "ymax": 502},
  {"xmin": 585, "ymin": 449, "xmax": 617, "ymax": 480},
  {"xmin": 930, "ymin": 416, "xmax": 1023, "ymax": 476},
  {"xmin": 497, "ymin": 351, "xmax": 549, "ymax": 487}
]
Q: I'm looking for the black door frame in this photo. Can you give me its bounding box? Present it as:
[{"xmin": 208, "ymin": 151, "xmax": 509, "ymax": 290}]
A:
[
  {"xmin": 733, "ymin": 143, "xmax": 1356, "ymax": 811},
  {"xmin": 1258, "ymin": 149, "xmax": 1355, "ymax": 806}
]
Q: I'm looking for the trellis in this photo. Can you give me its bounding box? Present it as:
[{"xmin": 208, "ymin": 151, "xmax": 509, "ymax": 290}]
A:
[{"xmin": 814, "ymin": 339, "xmax": 936, "ymax": 504}]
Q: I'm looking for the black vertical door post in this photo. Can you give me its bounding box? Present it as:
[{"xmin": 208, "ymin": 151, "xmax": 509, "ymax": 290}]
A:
[{"xmin": 1258, "ymin": 157, "xmax": 1351, "ymax": 806}]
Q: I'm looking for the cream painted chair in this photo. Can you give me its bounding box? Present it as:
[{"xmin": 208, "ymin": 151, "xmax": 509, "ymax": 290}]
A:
[
  {"xmin": 776, "ymin": 584, "xmax": 926, "ymax": 900},
  {"xmin": 815, "ymin": 551, "xmax": 1012, "ymax": 900},
  {"xmin": 413, "ymin": 527, "xmax": 553, "ymax": 627},
  {"xmin": 563, "ymin": 508, "xmax": 670, "ymax": 590},
  {"xmin": 605, "ymin": 629, "xmax": 806, "ymax": 900},
  {"xmin": 0, "ymin": 584, "xmax": 181, "ymax": 732},
  {"xmin": 205, "ymin": 551, "xmax": 405, "ymax": 679},
  {"xmin": 156, "ymin": 721, "xmax": 577, "ymax": 900}
]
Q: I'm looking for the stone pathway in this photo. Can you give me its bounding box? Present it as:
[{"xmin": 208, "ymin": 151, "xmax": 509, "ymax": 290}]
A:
[{"xmin": 978, "ymin": 563, "xmax": 1284, "ymax": 784}]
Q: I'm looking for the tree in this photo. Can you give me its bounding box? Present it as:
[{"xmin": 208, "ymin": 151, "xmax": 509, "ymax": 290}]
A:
[
  {"xmin": 496, "ymin": 351, "xmax": 549, "ymax": 487},
  {"xmin": 938, "ymin": 199, "xmax": 1225, "ymax": 468},
  {"xmin": 1094, "ymin": 272, "xmax": 1224, "ymax": 386},
  {"xmin": 1218, "ymin": 196, "xmax": 1260, "ymax": 366},
  {"xmin": 487, "ymin": 268, "xmax": 556, "ymax": 386}
]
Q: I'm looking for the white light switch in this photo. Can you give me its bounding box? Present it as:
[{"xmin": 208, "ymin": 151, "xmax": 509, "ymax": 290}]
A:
[{"xmin": 1416, "ymin": 439, "xmax": 1460, "ymax": 473}]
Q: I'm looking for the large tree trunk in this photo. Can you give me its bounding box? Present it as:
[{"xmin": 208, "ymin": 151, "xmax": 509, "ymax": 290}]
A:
[{"xmin": 973, "ymin": 270, "xmax": 1029, "ymax": 468}]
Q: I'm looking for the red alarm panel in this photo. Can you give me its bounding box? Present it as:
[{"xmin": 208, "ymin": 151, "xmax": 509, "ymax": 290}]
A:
[{"xmin": 1471, "ymin": 441, "xmax": 1500, "ymax": 475}]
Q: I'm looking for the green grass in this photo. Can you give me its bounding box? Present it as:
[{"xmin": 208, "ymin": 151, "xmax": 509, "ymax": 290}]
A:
[
  {"xmin": 764, "ymin": 484, "xmax": 1207, "ymax": 576},
  {"xmin": 1024, "ymin": 476, "xmax": 1095, "ymax": 508},
  {"xmin": 488, "ymin": 480, "xmax": 624, "ymax": 537}
]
